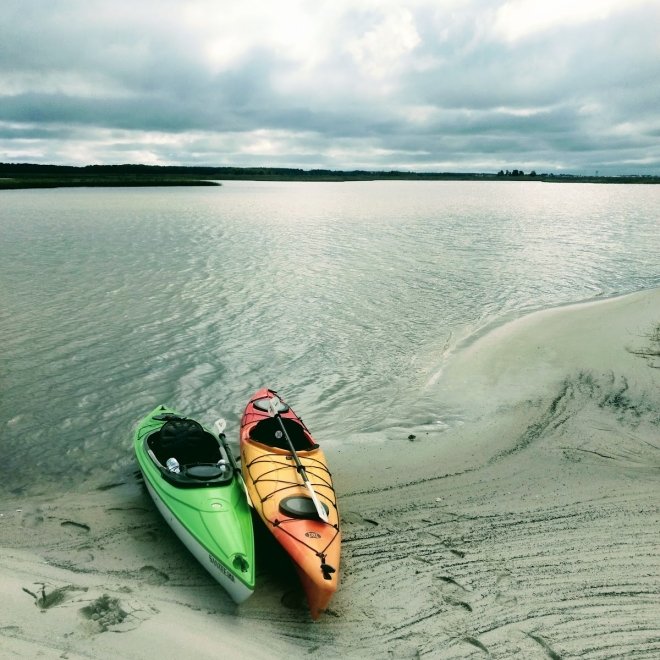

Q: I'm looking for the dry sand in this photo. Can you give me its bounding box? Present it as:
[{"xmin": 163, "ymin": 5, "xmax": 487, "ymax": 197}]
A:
[{"xmin": 1, "ymin": 288, "xmax": 659, "ymax": 658}]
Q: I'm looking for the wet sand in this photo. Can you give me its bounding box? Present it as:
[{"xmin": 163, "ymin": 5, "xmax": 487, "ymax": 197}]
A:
[{"xmin": 1, "ymin": 288, "xmax": 659, "ymax": 658}]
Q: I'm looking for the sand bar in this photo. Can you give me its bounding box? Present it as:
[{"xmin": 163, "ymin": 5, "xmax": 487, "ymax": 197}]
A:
[{"xmin": 1, "ymin": 288, "xmax": 658, "ymax": 658}]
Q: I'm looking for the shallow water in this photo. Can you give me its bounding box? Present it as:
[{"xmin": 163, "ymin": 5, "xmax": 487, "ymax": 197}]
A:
[{"xmin": 1, "ymin": 180, "xmax": 659, "ymax": 494}]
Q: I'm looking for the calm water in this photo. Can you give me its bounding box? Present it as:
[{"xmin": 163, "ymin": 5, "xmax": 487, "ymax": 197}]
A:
[{"xmin": 1, "ymin": 180, "xmax": 659, "ymax": 495}]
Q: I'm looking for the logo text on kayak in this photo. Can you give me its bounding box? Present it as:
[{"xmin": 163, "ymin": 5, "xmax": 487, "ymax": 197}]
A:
[{"xmin": 209, "ymin": 554, "xmax": 235, "ymax": 581}]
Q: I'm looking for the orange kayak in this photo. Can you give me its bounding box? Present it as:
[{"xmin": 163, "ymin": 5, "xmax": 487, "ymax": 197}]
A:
[{"xmin": 240, "ymin": 388, "xmax": 341, "ymax": 619}]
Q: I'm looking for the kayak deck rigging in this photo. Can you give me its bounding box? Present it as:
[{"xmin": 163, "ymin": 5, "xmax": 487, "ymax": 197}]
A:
[
  {"xmin": 245, "ymin": 453, "xmax": 334, "ymax": 502},
  {"xmin": 245, "ymin": 449, "xmax": 340, "ymax": 582}
]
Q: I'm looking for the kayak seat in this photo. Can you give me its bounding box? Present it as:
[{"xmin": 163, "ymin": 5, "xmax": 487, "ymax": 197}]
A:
[
  {"xmin": 149, "ymin": 418, "xmax": 222, "ymax": 466},
  {"xmin": 249, "ymin": 417, "xmax": 318, "ymax": 452}
]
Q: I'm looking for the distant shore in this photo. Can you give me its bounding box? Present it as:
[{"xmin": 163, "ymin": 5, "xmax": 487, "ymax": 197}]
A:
[{"xmin": 2, "ymin": 163, "xmax": 659, "ymax": 189}]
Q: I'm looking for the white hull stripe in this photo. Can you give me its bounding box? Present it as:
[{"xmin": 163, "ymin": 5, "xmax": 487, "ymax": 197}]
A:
[{"xmin": 144, "ymin": 478, "xmax": 253, "ymax": 604}]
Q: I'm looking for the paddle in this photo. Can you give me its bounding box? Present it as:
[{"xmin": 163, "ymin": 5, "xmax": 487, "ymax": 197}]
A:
[
  {"xmin": 267, "ymin": 395, "xmax": 329, "ymax": 523},
  {"xmin": 214, "ymin": 418, "xmax": 253, "ymax": 508}
]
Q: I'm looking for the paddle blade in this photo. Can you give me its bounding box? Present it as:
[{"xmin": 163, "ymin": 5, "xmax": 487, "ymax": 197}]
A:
[
  {"xmin": 267, "ymin": 395, "xmax": 281, "ymax": 417},
  {"xmin": 304, "ymin": 479, "xmax": 329, "ymax": 522},
  {"xmin": 214, "ymin": 418, "xmax": 227, "ymax": 435},
  {"xmin": 239, "ymin": 475, "xmax": 254, "ymax": 508}
]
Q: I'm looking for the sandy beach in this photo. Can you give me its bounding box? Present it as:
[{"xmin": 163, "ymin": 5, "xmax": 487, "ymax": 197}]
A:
[{"xmin": 1, "ymin": 288, "xmax": 658, "ymax": 659}]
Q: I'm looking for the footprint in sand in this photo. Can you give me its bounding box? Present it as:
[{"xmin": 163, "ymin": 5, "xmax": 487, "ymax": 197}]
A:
[
  {"xmin": 463, "ymin": 636, "xmax": 491, "ymax": 656},
  {"xmin": 437, "ymin": 537, "xmax": 467, "ymax": 558},
  {"xmin": 75, "ymin": 550, "xmax": 95, "ymax": 564},
  {"xmin": 138, "ymin": 565, "xmax": 170, "ymax": 585},
  {"xmin": 61, "ymin": 520, "xmax": 91, "ymax": 532},
  {"xmin": 494, "ymin": 570, "xmax": 519, "ymax": 606},
  {"xmin": 20, "ymin": 507, "xmax": 44, "ymax": 528},
  {"xmin": 526, "ymin": 632, "xmax": 562, "ymax": 659},
  {"xmin": 130, "ymin": 527, "xmax": 161, "ymax": 544},
  {"xmin": 433, "ymin": 574, "xmax": 474, "ymax": 612}
]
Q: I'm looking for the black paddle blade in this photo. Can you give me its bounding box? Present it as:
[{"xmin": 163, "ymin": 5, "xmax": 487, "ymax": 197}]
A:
[{"xmin": 152, "ymin": 413, "xmax": 186, "ymax": 422}]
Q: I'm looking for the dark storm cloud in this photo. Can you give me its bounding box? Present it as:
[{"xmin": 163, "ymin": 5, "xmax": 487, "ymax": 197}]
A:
[{"xmin": 0, "ymin": 0, "xmax": 659, "ymax": 173}]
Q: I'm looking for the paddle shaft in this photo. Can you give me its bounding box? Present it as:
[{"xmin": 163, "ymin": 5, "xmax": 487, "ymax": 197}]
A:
[
  {"xmin": 271, "ymin": 407, "xmax": 329, "ymax": 523},
  {"xmin": 218, "ymin": 433, "xmax": 238, "ymax": 471},
  {"xmin": 214, "ymin": 420, "xmax": 253, "ymax": 507}
]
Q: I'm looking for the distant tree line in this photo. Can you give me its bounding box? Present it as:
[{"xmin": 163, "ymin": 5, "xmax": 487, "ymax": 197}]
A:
[
  {"xmin": 497, "ymin": 169, "xmax": 538, "ymax": 177},
  {"xmin": 2, "ymin": 163, "xmax": 659, "ymax": 188}
]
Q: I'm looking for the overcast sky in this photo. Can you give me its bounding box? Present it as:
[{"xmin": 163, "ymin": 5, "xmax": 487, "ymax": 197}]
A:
[{"xmin": 1, "ymin": 0, "xmax": 659, "ymax": 173}]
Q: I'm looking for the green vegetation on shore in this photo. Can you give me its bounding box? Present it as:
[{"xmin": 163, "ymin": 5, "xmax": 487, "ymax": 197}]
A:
[
  {"xmin": 0, "ymin": 164, "xmax": 221, "ymax": 189},
  {"xmin": 1, "ymin": 163, "xmax": 659, "ymax": 189}
]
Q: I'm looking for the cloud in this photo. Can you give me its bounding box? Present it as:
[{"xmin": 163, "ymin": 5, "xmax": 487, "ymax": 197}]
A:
[
  {"xmin": 0, "ymin": 0, "xmax": 659, "ymax": 173},
  {"xmin": 347, "ymin": 8, "xmax": 421, "ymax": 78},
  {"xmin": 492, "ymin": 0, "xmax": 652, "ymax": 43}
]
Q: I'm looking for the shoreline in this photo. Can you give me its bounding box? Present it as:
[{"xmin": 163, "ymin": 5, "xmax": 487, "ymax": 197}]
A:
[
  {"xmin": 2, "ymin": 163, "xmax": 660, "ymax": 189},
  {"xmin": 448, "ymin": 287, "xmax": 659, "ymax": 401},
  {"xmin": 1, "ymin": 288, "xmax": 659, "ymax": 658},
  {"xmin": 3, "ymin": 177, "xmax": 659, "ymax": 190}
]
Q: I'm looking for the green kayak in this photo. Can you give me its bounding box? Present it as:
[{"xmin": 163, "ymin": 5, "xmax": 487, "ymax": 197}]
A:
[{"xmin": 133, "ymin": 405, "xmax": 255, "ymax": 603}]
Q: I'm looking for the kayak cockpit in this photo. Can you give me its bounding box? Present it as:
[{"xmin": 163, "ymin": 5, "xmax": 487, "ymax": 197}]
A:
[
  {"xmin": 249, "ymin": 417, "xmax": 319, "ymax": 451},
  {"xmin": 146, "ymin": 418, "xmax": 234, "ymax": 488},
  {"xmin": 279, "ymin": 495, "xmax": 330, "ymax": 520}
]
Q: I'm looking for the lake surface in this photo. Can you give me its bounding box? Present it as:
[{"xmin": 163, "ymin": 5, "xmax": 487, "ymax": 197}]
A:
[{"xmin": 1, "ymin": 180, "xmax": 659, "ymax": 495}]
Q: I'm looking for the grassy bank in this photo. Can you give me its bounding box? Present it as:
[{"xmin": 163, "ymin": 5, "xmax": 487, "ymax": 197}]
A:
[{"xmin": 0, "ymin": 164, "xmax": 221, "ymax": 189}]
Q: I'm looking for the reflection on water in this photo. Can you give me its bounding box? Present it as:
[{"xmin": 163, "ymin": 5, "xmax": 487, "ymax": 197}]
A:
[{"xmin": 1, "ymin": 181, "xmax": 658, "ymax": 493}]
